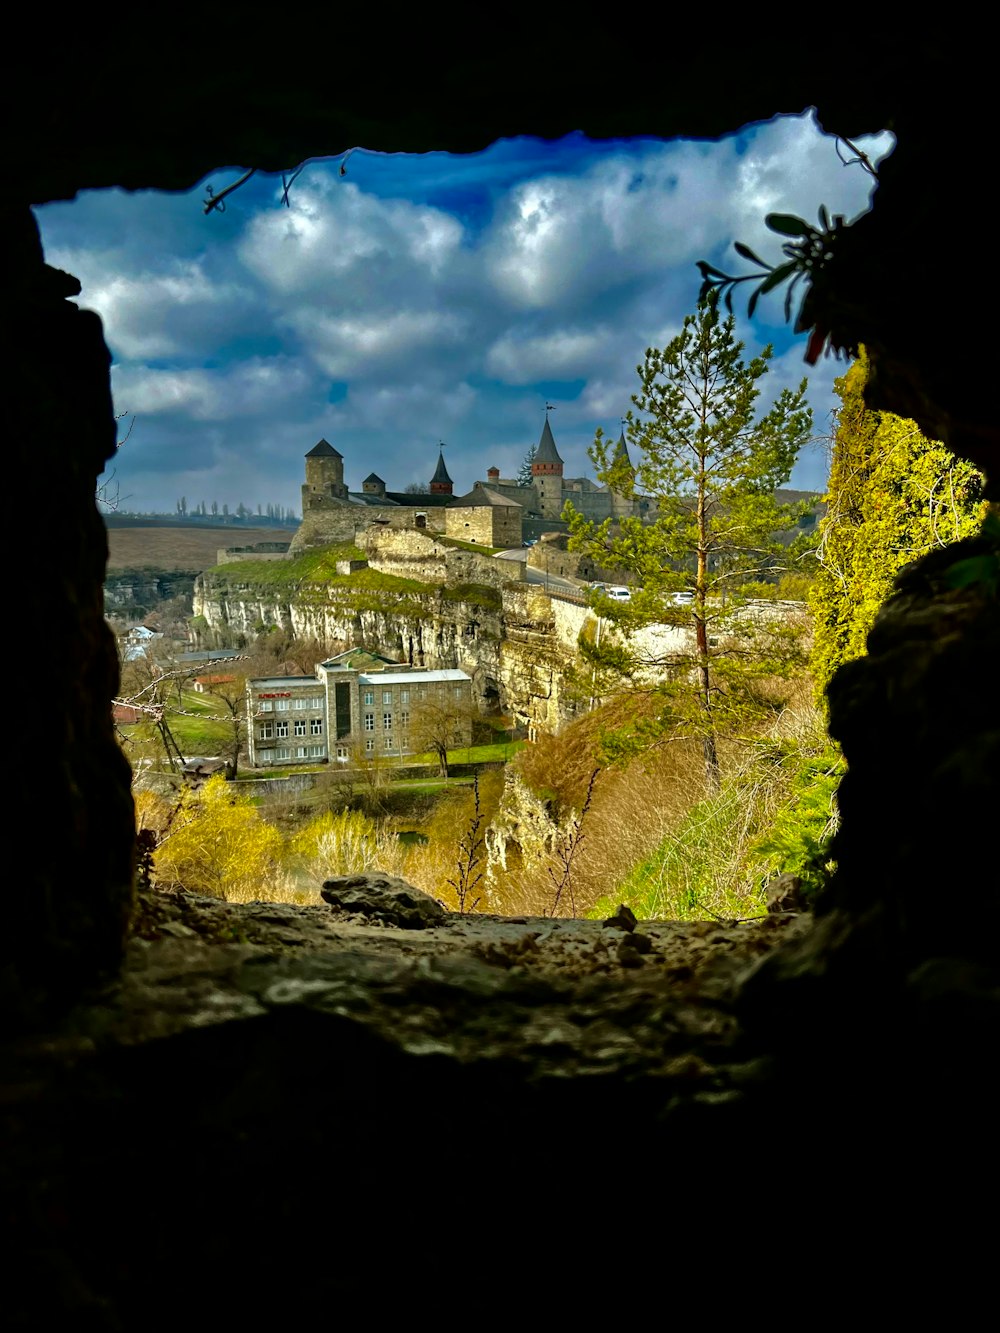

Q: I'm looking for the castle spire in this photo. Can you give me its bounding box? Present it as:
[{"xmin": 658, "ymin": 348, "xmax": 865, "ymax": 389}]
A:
[
  {"xmin": 430, "ymin": 443, "xmax": 453, "ymax": 495},
  {"xmin": 532, "ymin": 414, "xmax": 563, "ymax": 471}
]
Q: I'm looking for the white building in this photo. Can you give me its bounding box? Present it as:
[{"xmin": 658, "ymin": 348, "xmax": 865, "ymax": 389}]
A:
[{"xmin": 246, "ymin": 655, "xmax": 474, "ymax": 767}]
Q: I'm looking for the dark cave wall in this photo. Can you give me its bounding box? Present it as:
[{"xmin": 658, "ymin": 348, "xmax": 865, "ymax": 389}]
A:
[{"xmin": 2, "ymin": 211, "xmax": 135, "ymax": 1015}]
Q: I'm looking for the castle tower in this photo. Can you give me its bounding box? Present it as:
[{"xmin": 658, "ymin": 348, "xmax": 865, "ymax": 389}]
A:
[
  {"xmin": 429, "ymin": 447, "xmax": 454, "ymax": 495},
  {"xmin": 362, "ymin": 472, "xmax": 386, "ymax": 497},
  {"xmin": 531, "ymin": 413, "xmax": 564, "ymax": 518},
  {"xmin": 302, "ymin": 439, "xmax": 348, "ymax": 508},
  {"xmin": 487, "ymin": 466, "xmax": 500, "ymax": 483},
  {"xmin": 610, "ymin": 428, "xmax": 636, "ymax": 519}
]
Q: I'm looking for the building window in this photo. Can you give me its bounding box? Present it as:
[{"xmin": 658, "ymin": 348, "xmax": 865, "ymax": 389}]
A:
[
  {"xmin": 276, "ymin": 721, "xmax": 289, "ymax": 738},
  {"xmin": 259, "ymin": 724, "xmax": 274, "ymax": 740},
  {"xmin": 295, "ymin": 746, "xmax": 306, "ymax": 759},
  {"xmin": 312, "ymin": 696, "xmax": 325, "ymax": 710},
  {"xmin": 453, "ymin": 686, "xmax": 462, "ymax": 698},
  {"xmin": 336, "ymin": 746, "xmax": 348, "ymax": 762},
  {"xmin": 364, "ymin": 713, "xmax": 375, "ymax": 732},
  {"xmin": 383, "ymin": 735, "xmax": 393, "ymax": 750},
  {"xmin": 365, "ymin": 738, "xmax": 375, "ymax": 753},
  {"xmin": 400, "ymin": 688, "xmax": 409, "ymax": 704},
  {"xmin": 274, "ymin": 747, "xmax": 290, "ymax": 761},
  {"xmin": 363, "ymin": 690, "xmax": 374, "ymax": 706},
  {"xmin": 276, "ymin": 699, "xmax": 290, "ymax": 712},
  {"xmin": 311, "ymin": 717, "xmax": 323, "ymax": 735},
  {"xmin": 294, "ymin": 697, "xmax": 307, "ymax": 710},
  {"xmin": 383, "ymin": 712, "xmax": 392, "ymax": 730},
  {"xmin": 258, "ymin": 700, "xmax": 273, "ymax": 712},
  {"xmin": 400, "ymin": 710, "xmax": 410, "ymax": 727},
  {"xmin": 400, "ymin": 734, "xmax": 409, "ymax": 751},
  {"xmin": 307, "ymin": 744, "xmax": 325, "ymax": 758},
  {"xmin": 294, "ymin": 719, "xmax": 307, "ymax": 736},
  {"xmin": 382, "ymin": 690, "xmax": 393, "ymax": 705}
]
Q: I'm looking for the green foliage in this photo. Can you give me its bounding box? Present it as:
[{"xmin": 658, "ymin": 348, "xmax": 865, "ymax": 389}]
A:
[
  {"xmin": 565, "ymin": 293, "xmax": 814, "ymax": 783},
  {"xmin": 809, "ymin": 350, "xmax": 986, "ymax": 696},
  {"xmin": 289, "ymin": 809, "xmax": 387, "ymax": 884},
  {"xmin": 153, "ymin": 775, "xmax": 284, "ymax": 899},
  {"xmin": 750, "ymin": 745, "xmax": 844, "ymax": 900},
  {"xmin": 698, "ymin": 206, "xmax": 850, "ymax": 345},
  {"xmin": 587, "ymin": 726, "xmax": 834, "ymax": 921}
]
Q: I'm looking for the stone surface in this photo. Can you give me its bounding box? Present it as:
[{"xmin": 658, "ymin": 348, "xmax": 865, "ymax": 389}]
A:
[{"xmin": 320, "ymin": 874, "xmax": 448, "ymax": 929}]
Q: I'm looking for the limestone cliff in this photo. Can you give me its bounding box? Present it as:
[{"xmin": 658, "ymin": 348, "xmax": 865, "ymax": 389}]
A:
[{"xmin": 192, "ymin": 561, "xmax": 596, "ymax": 733}]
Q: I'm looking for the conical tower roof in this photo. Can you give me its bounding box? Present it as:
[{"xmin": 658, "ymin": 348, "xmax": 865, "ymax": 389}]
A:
[
  {"xmin": 306, "ymin": 438, "xmax": 342, "ymax": 458},
  {"xmin": 534, "ymin": 416, "xmax": 563, "ymax": 465},
  {"xmin": 612, "ymin": 429, "xmax": 632, "ymax": 468},
  {"xmin": 431, "ymin": 449, "xmax": 453, "ymax": 485}
]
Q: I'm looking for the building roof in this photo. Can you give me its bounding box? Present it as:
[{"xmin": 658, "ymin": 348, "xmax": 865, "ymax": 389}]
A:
[
  {"xmin": 431, "ymin": 450, "xmax": 453, "ymax": 484},
  {"xmin": 305, "ymin": 439, "xmax": 342, "ymax": 458},
  {"xmin": 347, "ymin": 492, "xmax": 402, "ymax": 507},
  {"xmin": 249, "ymin": 676, "xmax": 323, "ymax": 690},
  {"xmin": 358, "ymin": 669, "xmax": 471, "ymax": 685},
  {"xmin": 320, "ymin": 649, "xmax": 399, "ymax": 671},
  {"xmin": 384, "ymin": 491, "xmax": 455, "ymax": 506},
  {"xmin": 363, "ymin": 472, "xmax": 385, "ymax": 484},
  {"xmin": 534, "ymin": 416, "xmax": 563, "ymax": 465},
  {"xmin": 450, "ymin": 483, "xmax": 523, "ymax": 508}
]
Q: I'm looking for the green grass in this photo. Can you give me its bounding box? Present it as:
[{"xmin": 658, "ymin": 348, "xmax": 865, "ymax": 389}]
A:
[
  {"xmin": 205, "ymin": 545, "xmax": 367, "ymax": 586},
  {"xmin": 432, "ymin": 535, "xmax": 503, "ymax": 556},
  {"xmin": 587, "ymin": 732, "xmax": 837, "ymax": 922}
]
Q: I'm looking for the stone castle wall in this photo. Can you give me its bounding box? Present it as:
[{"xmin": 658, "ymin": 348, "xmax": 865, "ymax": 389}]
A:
[{"xmin": 362, "ymin": 527, "xmax": 522, "ymax": 593}]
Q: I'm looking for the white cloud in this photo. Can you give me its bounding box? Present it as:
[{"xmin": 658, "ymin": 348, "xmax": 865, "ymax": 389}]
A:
[
  {"xmin": 39, "ymin": 118, "xmax": 895, "ymax": 511},
  {"xmin": 485, "ymin": 327, "xmax": 611, "ymax": 383},
  {"xmin": 113, "ymin": 358, "xmax": 311, "ymax": 422},
  {"xmin": 239, "ymin": 182, "xmax": 465, "ymax": 295},
  {"xmin": 287, "ymin": 308, "xmax": 468, "ymax": 379}
]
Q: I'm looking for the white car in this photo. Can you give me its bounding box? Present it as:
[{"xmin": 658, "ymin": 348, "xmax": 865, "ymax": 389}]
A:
[
  {"xmin": 606, "ymin": 586, "xmax": 631, "ymax": 602},
  {"xmin": 670, "ymin": 591, "xmax": 695, "ymax": 605}
]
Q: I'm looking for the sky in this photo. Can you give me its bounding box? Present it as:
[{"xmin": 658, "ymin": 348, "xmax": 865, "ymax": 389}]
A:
[{"xmin": 35, "ymin": 114, "xmax": 894, "ymax": 516}]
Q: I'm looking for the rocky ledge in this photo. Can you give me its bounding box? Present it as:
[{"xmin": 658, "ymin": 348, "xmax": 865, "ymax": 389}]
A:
[{"xmin": 4, "ymin": 878, "xmax": 995, "ymax": 1323}]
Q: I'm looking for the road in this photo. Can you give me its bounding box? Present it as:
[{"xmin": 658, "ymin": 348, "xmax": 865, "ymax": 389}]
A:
[{"xmin": 494, "ymin": 549, "xmax": 584, "ymax": 597}]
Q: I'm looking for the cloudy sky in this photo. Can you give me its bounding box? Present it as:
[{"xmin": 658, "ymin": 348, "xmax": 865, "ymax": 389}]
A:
[{"xmin": 36, "ymin": 114, "xmax": 893, "ymax": 516}]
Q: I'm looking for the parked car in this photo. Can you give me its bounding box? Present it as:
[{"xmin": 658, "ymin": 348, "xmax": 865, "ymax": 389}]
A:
[
  {"xmin": 670, "ymin": 590, "xmax": 695, "ymax": 605},
  {"xmin": 606, "ymin": 586, "xmax": 631, "ymax": 602}
]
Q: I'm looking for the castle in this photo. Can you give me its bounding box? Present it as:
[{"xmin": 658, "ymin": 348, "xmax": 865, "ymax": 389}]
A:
[{"xmin": 288, "ymin": 413, "xmax": 643, "ymax": 553}]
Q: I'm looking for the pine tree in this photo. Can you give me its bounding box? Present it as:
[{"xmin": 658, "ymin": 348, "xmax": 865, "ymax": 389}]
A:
[
  {"xmin": 517, "ymin": 443, "xmax": 536, "ymax": 487},
  {"xmin": 810, "ymin": 349, "xmax": 985, "ymax": 695},
  {"xmin": 566, "ymin": 293, "xmax": 813, "ymax": 787}
]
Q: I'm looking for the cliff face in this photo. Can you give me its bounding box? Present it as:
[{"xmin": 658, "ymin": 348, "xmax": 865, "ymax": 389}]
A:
[
  {"xmin": 193, "ymin": 576, "xmax": 501, "ymax": 695},
  {"xmin": 192, "ymin": 569, "xmax": 593, "ymax": 731}
]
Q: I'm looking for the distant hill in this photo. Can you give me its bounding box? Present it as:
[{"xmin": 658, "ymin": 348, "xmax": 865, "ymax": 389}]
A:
[{"xmin": 105, "ymin": 524, "xmax": 293, "ymax": 572}]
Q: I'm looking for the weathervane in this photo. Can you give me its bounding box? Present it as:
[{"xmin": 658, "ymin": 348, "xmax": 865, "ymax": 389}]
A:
[{"xmin": 545, "ymin": 403, "xmax": 556, "ymax": 416}]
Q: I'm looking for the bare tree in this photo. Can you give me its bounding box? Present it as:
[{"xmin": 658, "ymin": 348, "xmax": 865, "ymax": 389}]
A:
[{"xmin": 409, "ymin": 695, "xmax": 475, "ymax": 778}]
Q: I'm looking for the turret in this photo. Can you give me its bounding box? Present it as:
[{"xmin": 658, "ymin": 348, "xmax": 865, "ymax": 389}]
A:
[
  {"xmin": 430, "ymin": 448, "xmax": 453, "ymax": 496},
  {"xmin": 530, "ymin": 414, "xmax": 564, "ymax": 517}
]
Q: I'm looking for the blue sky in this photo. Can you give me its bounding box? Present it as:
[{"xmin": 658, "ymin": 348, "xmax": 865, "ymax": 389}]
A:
[{"xmin": 36, "ymin": 114, "xmax": 894, "ymax": 516}]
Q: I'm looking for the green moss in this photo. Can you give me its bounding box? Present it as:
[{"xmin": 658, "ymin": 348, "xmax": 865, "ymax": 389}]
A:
[
  {"xmin": 204, "ymin": 545, "xmax": 367, "ymax": 587},
  {"xmin": 441, "ymin": 582, "xmax": 502, "ymax": 609}
]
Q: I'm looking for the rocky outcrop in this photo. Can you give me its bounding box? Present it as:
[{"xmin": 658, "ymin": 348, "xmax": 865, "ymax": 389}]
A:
[{"xmin": 104, "ymin": 569, "xmax": 197, "ymax": 614}]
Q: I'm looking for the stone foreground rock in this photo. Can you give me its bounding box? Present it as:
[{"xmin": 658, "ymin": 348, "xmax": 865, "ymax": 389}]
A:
[{"xmin": 320, "ymin": 873, "xmax": 447, "ymax": 928}]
